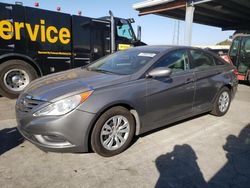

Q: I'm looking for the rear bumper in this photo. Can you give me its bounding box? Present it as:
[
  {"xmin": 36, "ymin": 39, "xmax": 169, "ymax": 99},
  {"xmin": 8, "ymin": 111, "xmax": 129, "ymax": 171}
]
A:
[{"xmin": 16, "ymin": 109, "xmax": 96, "ymax": 153}]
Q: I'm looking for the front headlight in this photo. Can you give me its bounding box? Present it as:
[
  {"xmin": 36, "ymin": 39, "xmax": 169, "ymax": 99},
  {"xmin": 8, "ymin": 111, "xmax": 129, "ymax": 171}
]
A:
[{"xmin": 33, "ymin": 91, "xmax": 93, "ymax": 116}]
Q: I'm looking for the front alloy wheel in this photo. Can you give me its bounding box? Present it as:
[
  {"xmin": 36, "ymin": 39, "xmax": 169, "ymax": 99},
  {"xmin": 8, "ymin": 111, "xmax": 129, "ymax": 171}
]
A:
[
  {"xmin": 100, "ymin": 115, "xmax": 130, "ymax": 151},
  {"xmin": 91, "ymin": 107, "xmax": 135, "ymax": 157}
]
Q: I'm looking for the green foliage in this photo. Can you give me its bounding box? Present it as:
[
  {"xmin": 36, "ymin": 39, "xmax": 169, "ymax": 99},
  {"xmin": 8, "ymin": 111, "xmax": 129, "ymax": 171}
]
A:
[{"xmin": 216, "ymin": 39, "xmax": 232, "ymax": 45}]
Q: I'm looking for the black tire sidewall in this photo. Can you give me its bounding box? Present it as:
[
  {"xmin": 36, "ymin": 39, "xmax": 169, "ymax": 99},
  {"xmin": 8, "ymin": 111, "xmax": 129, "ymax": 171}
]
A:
[
  {"xmin": 248, "ymin": 73, "xmax": 250, "ymax": 85},
  {"xmin": 91, "ymin": 106, "xmax": 135, "ymax": 157},
  {"xmin": 0, "ymin": 60, "xmax": 38, "ymax": 98}
]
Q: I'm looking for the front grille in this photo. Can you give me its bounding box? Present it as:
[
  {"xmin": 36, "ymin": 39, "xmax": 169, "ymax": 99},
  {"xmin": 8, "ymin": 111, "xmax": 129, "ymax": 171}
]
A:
[{"xmin": 16, "ymin": 94, "xmax": 46, "ymax": 113}]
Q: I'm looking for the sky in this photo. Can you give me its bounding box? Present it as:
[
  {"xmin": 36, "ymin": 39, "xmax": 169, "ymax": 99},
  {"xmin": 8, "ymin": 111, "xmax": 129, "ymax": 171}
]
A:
[{"xmin": 1, "ymin": 0, "xmax": 234, "ymax": 45}]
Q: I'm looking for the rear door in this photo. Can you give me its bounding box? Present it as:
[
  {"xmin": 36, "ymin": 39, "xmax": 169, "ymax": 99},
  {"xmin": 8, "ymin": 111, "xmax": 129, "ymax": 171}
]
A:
[
  {"xmin": 0, "ymin": 3, "xmax": 15, "ymax": 53},
  {"xmin": 189, "ymin": 49, "xmax": 221, "ymax": 112},
  {"xmin": 91, "ymin": 19, "xmax": 111, "ymax": 61},
  {"xmin": 145, "ymin": 50, "xmax": 195, "ymax": 130}
]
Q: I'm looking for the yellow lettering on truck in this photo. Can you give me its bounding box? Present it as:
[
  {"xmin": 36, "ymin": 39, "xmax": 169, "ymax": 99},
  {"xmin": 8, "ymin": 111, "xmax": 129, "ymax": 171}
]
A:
[
  {"xmin": 0, "ymin": 20, "xmax": 14, "ymax": 40},
  {"xmin": 26, "ymin": 24, "xmax": 39, "ymax": 41},
  {"xmin": 46, "ymin": 26, "xmax": 58, "ymax": 43},
  {"xmin": 14, "ymin": 22, "xmax": 24, "ymax": 40},
  {"xmin": 40, "ymin": 19, "xmax": 46, "ymax": 42},
  {"xmin": 0, "ymin": 19, "xmax": 71, "ymax": 44},
  {"xmin": 59, "ymin": 28, "xmax": 70, "ymax": 44}
]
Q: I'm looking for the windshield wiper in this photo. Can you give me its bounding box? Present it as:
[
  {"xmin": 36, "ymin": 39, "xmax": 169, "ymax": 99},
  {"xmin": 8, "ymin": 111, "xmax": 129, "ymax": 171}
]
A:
[{"xmin": 88, "ymin": 68, "xmax": 116, "ymax": 75}]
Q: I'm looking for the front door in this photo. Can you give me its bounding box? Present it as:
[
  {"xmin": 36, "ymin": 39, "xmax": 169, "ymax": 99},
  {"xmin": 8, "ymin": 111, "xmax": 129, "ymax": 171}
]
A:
[{"xmin": 144, "ymin": 50, "xmax": 195, "ymax": 131}]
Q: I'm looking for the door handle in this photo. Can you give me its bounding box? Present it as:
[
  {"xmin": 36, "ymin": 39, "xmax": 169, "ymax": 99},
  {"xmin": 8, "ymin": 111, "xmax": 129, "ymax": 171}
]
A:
[{"xmin": 185, "ymin": 78, "xmax": 194, "ymax": 84}]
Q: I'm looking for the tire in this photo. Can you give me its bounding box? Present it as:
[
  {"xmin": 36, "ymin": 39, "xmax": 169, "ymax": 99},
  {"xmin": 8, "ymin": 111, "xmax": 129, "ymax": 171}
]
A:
[
  {"xmin": 91, "ymin": 106, "xmax": 135, "ymax": 157},
  {"xmin": 247, "ymin": 73, "xmax": 250, "ymax": 85},
  {"xmin": 210, "ymin": 87, "xmax": 231, "ymax": 116},
  {"xmin": 0, "ymin": 60, "xmax": 38, "ymax": 99}
]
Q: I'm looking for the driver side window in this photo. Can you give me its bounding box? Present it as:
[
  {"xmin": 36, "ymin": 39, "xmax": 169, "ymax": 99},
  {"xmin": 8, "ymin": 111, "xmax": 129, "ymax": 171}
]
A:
[{"xmin": 154, "ymin": 50, "xmax": 190, "ymax": 73}]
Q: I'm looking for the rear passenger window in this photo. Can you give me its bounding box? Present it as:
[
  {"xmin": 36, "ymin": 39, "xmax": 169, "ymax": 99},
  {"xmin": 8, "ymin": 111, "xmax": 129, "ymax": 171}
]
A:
[
  {"xmin": 214, "ymin": 57, "xmax": 226, "ymax": 65},
  {"xmin": 190, "ymin": 50, "xmax": 215, "ymax": 70}
]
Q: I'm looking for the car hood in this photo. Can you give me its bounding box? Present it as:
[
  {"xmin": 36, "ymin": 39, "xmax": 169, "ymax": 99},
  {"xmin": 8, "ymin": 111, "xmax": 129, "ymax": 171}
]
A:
[{"xmin": 23, "ymin": 68, "xmax": 130, "ymax": 102}]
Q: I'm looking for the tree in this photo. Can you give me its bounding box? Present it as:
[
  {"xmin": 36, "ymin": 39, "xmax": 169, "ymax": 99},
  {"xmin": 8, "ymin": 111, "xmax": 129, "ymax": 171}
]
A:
[{"xmin": 216, "ymin": 39, "xmax": 232, "ymax": 45}]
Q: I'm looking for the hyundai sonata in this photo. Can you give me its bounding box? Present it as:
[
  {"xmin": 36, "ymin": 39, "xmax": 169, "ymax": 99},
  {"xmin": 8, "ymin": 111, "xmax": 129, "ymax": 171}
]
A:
[{"xmin": 16, "ymin": 46, "xmax": 238, "ymax": 157}]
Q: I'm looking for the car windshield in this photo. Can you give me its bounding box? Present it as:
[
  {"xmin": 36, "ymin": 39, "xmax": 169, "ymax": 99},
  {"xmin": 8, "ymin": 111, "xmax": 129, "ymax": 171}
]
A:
[{"xmin": 87, "ymin": 49, "xmax": 159, "ymax": 75}]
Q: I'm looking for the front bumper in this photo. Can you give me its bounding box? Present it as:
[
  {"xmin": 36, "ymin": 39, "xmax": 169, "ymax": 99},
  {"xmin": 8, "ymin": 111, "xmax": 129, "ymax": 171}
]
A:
[{"xmin": 16, "ymin": 109, "xmax": 96, "ymax": 153}]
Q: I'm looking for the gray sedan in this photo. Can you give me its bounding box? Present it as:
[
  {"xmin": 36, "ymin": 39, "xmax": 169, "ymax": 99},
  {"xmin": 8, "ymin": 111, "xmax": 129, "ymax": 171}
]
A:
[{"xmin": 16, "ymin": 46, "xmax": 238, "ymax": 157}]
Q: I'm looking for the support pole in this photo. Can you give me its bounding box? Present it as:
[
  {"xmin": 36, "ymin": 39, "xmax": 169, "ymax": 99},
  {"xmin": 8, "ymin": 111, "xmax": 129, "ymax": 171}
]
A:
[
  {"xmin": 184, "ymin": 4, "xmax": 195, "ymax": 46},
  {"xmin": 109, "ymin": 10, "xmax": 115, "ymax": 53}
]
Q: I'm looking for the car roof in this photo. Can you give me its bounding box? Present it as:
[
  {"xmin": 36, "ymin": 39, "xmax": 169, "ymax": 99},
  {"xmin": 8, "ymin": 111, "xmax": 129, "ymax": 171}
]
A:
[{"xmin": 130, "ymin": 45, "xmax": 198, "ymax": 53}]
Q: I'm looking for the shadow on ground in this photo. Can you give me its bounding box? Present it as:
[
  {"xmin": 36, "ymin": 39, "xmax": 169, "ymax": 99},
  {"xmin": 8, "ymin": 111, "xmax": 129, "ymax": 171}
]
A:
[
  {"xmin": 155, "ymin": 123, "xmax": 250, "ymax": 188},
  {"xmin": 0, "ymin": 127, "xmax": 24, "ymax": 155},
  {"xmin": 239, "ymin": 81, "xmax": 250, "ymax": 86}
]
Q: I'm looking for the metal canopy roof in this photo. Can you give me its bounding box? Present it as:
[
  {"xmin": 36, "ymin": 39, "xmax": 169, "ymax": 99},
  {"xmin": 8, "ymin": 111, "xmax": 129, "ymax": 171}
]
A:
[{"xmin": 133, "ymin": 0, "xmax": 250, "ymax": 30}]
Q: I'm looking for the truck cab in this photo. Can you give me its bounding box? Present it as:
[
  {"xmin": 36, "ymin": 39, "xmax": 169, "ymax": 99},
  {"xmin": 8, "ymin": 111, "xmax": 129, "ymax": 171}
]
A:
[
  {"xmin": 101, "ymin": 16, "xmax": 145, "ymax": 51},
  {"xmin": 229, "ymin": 34, "xmax": 250, "ymax": 83}
]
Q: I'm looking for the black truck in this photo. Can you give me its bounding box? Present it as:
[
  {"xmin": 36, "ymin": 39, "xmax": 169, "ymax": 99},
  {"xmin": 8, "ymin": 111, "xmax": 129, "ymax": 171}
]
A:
[{"xmin": 0, "ymin": 2, "xmax": 145, "ymax": 98}]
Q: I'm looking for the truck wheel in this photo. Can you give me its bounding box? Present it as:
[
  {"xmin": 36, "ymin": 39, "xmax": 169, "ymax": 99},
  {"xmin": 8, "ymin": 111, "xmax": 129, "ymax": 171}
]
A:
[
  {"xmin": 91, "ymin": 106, "xmax": 135, "ymax": 157},
  {"xmin": 0, "ymin": 60, "xmax": 38, "ymax": 99},
  {"xmin": 210, "ymin": 87, "xmax": 231, "ymax": 117}
]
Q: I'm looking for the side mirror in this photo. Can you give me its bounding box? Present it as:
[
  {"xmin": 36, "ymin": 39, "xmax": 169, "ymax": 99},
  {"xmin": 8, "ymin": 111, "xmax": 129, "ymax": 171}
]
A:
[
  {"xmin": 147, "ymin": 67, "xmax": 172, "ymax": 78},
  {"xmin": 137, "ymin": 25, "xmax": 141, "ymax": 41}
]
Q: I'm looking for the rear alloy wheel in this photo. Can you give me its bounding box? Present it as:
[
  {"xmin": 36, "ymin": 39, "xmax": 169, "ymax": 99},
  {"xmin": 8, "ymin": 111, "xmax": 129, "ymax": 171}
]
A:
[
  {"xmin": 91, "ymin": 107, "xmax": 135, "ymax": 157},
  {"xmin": 211, "ymin": 87, "xmax": 231, "ymax": 116}
]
